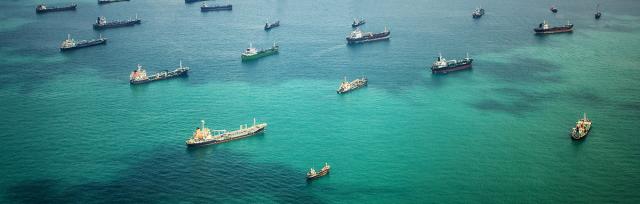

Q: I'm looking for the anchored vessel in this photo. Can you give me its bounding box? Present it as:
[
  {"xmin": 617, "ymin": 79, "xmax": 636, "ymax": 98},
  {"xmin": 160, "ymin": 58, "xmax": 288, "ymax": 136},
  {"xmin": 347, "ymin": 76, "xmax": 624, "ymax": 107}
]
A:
[
  {"xmin": 98, "ymin": 0, "xmax": 129, "ymax": 4},
  {"xmin": 431, "ymin": 53, "xmax": 473, "ymax": 74},
  {"xmin": 550, "ymin": 6, "xmax": 558, "ymax": 13},
  {"xmin": 570, "ymin": 113, "xmax": 592, "ymax": 140},
  {"xmin": 60, "ymin": 34, "xmax": 107, "ymax": 51},
  {"xmin": 346, "ymin": 27, "xmax": 390, "ymax": 44},
  {"xmin": 129, "ymin": 61, "xmax": 189, "ymax": 84},
  {"xmin": 241, "ymin": 43, "xmax": 279, "ymax": 61},
  {"xmin": 307, "ymin": 163, "xmax": 331, "ymax": 180},
  {"xmin": 186, "ymin": 119, "xmax": 267, "ymax": 147},
  {"xmin": 36, "ymin": 3, "xmax": 77, "ymax": 13},
  {"xmin": 534, "ymin": 20, "xmax": 573, "ymax": 34},
  {"xmin": 352, "ymin": 17, "xmax": 365, "ymax": 27},
  {"xmin": 472, "ymin": 7, "xmax": 485, "ymax": 18},
  {"xmin": 337, "ymin": 76, "xmax": 368, "ymax": 94},
  {"xmin": 201, "ymin": 3, "xmax": 232, "ymax": 12},
  {"xmin": 264, "ymin": 19, "xmax": 280, "ymax": 30},
  {"xmin": 185, "ymin": 0, "xmax": 207, "ymax": 3},
  {"xmin": 93, "ymin": 15, "xmax": 141, "ymax": 30},
  {"xmin": 595, "ymin": 4, "xmax": 602, "ymax": 19}
]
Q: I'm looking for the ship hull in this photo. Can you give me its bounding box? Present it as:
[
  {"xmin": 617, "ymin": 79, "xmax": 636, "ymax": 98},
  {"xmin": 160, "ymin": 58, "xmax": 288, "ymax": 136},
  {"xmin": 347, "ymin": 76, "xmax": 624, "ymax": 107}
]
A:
[
  {"xmin": 36, "ymin": 5, "xmax": 77, "ymax": 13},
  {"xmin": 570, "ymin": 128, "xmax": 591, "ymax": 140},
  {"xmin": 534, "ymin": 25, "xmax": 573, "ymax": 34},
  {"xmin": 307, "ymin": 169, "xmax": 330, "ymax": 180},
  {"xmin": 185, "ymin": 0, "xmax": 206, "ymax": 3},
  {"xmin": 201, "ymin": 5, "xmax": 232, "ymax": 12},
  {"xmin": 241, "ymin": 49, "xmax": 278, "ymax": 61},
  {"xmin": 337, "ymin": 81, "xmax": 367, "ymax": 94},
  {"xmin": 130, "ymin": 69, "xmax": 188, "ymax": 85},
  {"xmin": 60, "ymin": 39, "xmax": 107, "ymax": 51},
  {"xmin": 186, "ymin": 126, "xmax": 266, "ymax": 147},
  {"xmin": 98, "ymin": 0, "xmax": 130, "ymax": 4},
  {"xmin": 346, "ymin": 32, "xmax": 391, "ymax": 44},
  {"xmin": 93, "ymin": 19, "xmax": 141, "ymax": 29},
  {"xmin": 431, "ymin": 63, "xmax": 472, "ymax": 74}
]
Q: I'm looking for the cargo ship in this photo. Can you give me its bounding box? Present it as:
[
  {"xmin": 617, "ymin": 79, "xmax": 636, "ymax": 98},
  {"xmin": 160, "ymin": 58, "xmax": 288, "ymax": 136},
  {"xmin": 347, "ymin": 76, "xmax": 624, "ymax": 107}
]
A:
[
  {"xmin": 93, "ymin": 15, "xmax": 141, "ymax": 30},
  {"xmin": 352, "ymin": 17, "xmax": 365, "ymax": 27},
  {"xmin": 346, "ymin": 27, "xmax": 390, "ymax": 44},
  {"xmin": 264, "ymin": 19, "xmax": 280, "ymax": 30},
  {"xmin": 570, "ymin": 113, "xmax": 592, "ymax": 140},
  {"xmin": 337, "ymin": 76, "xmax": 367, "ymax": 94},
  {"xmin": 430, "ymin": 53, "xmax": 473, "ymax": 74},
  {"xmin": 534, "ymin": 20, "xmax": 573, "ymax": 34},
  {"xmin": 98, "ymin": 0, "xmax": 129, "ymax": 4},
  {"xmin": 550, "ymin": 6, "xmax": 558, "ymax": 13},
  {"xmin": 241, "ymin": 43, "xmax": 279, "ymax": 61},
  {"xmin": 186, "ymin": 118, "xmax": 267, "ymax": 147},
  {"xmin": 36, "ymin": 3, "xmax": 77, "ymax": 14},
  {"xmin": 472, "ymin": 7, "xmax": 485, "ymax": 18},
  {"xmin": 307, "ymin": 163, "xmax": 330, "ymax": 180},
  {"xmin": 595, "ymin": 4, "xmax": 602, "ymax": 19},
  {"xmin": 129, "ymin": 61, "xmax": 189, "ymax": 84},
  {"xmin": 201, "ymin": 3, "xmax": 232, "ymax": 12},
  {"xmin": 185, "ymin": 0, "xmax": 207, "ymax": 3},
  {"xmin": 60, "ymin": 34, "xmax": 107, "ymax": 51}
]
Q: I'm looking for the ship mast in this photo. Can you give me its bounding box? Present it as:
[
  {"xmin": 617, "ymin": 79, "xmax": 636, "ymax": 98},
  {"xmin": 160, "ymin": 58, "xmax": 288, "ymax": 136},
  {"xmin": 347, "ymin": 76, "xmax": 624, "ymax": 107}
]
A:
[
  {"xmin": 253, "ymin": 118, "xmax": 256, "ymax": 126},
  {"xmin": 201, "ymin": 120, "xmax": 205, "ymax": 130},
  {"xmin": 179, "ymin": 60, "xmax": 183, "ymax": 69}
]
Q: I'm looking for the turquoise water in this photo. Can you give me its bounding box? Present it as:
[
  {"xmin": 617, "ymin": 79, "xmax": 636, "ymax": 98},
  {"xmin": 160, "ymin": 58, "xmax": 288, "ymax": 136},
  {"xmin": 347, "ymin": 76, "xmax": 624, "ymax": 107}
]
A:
[{"xmin": 1, "ymin": 0, "xmax": 640, "ymax": 203}]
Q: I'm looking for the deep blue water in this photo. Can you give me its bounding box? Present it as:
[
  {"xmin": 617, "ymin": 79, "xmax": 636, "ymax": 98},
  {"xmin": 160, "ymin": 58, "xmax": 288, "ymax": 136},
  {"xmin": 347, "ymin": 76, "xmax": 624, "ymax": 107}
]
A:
[{"xmin": 1, "ymin": 0, "xmax": 640, "ymax": 203}]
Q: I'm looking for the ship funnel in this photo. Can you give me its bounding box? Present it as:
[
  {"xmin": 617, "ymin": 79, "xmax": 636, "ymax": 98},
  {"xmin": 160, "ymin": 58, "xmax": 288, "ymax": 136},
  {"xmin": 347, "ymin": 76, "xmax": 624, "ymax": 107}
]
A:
[{"xmin": 67, "ymin": 34, "xmax": 71, "ymax": 40}]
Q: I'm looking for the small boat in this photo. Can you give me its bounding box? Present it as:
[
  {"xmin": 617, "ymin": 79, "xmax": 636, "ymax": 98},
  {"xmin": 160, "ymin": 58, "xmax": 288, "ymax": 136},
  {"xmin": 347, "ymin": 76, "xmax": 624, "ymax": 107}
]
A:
[
  {"xmin": 570, "ymin": 113, "xmax": 592, "ymax": 140},
  {"xmin": 337, "ymin": 76, "xmax": 367, "ymax": 94},
  {"xmin": 595, "ymin": 4, "xmax": 602, "ymax": 19},
  {"xmin": 472, "ymin": 7, "xmax": 485, "ymax": 18},
  {"xmin": 200, "ymin": 2, "xmax": 232, "ymax": 12},
  {"xmin": 98, "ymin": 0, "xmax": 130, "ymax": 5},
  {"xmin": 241, "ymin": 42, "xmax": 279, "ymax": 61},
  {"xmin": 307, "ymin": 163, "xmax": 330, "ymax": 180},
  {"xmin": 352, "ymin": 17, "xmax": 365, "ymax": 27},
  {"xmin": 36, "ymin": 3, "xmax": 77, "ymax": 14},
  {"xmin": 534, "ymin": 20, "xmax": 573, "ymax": 34},
  {"xmin": 264, "ymin": 19, "xmax": 280, "ymax": 30},
  {"xmin": 550, "ymin": 6, "xmax": 558, "ymax": 13},
  {"xmin": 60, "ymin": 34, "xmax": 107, "ymax": 51}
]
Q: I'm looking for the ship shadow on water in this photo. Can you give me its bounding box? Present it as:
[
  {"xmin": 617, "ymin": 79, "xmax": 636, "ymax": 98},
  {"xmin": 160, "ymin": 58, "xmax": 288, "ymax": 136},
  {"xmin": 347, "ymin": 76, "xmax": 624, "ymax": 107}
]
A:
[{"xmin": 5, "ymin": 147, "xmax": 326, "ymax": 204}]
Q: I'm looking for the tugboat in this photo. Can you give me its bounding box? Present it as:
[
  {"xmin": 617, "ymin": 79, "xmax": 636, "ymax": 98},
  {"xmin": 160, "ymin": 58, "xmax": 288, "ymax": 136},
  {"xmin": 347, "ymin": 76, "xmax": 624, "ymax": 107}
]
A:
[
  {"xmin": 129, "ymin": 61, "xmax": 190, "ymax": 84},
  {"xmin": 93, "ymin": 15, "xmax": 141, "ymax": 30},
  {"xmin": 185, "ymin": 118, "xmax": 267, "ymax": 147},
  {"xmin": 307, "ymin": 163, "xmax": 331, "ymax": 180},
  {"xmin": 346, "ymin": 27, "xmax": 390, "ymax": 44},
  {"xmin": 430, "ymin": 53, "xmax": 473, "ymax": 74},
  {"xmin": 337, "ymin": 76, "xmax": 367, "ymax": 94},
  {"xmin": 472, "ymin": 7, "xmax": 485, "ymax": 18},
  {"xmin": 200, "ymin": 2, "xmax": 232, "ymax": 12},
  {"xmin": 550, "ymin": 6, "xmax": 558, "ymax": 13},
  {"xmin": 241, "ymin": 42, "xmax": 279, "ymax": 61},
  {"xmin": 36, "ymin": 3, "xmax": 77, "ymax": 14},
  {"xmin": 264, "ymin": 19, "xmax": 280, "ymax": 30},
  {"xmin": 60, "ymin": 34, "xmax": 107, "ymax": 51},
  {"xmin": 352, "ymin": 17, "xmax": 365, "ymax": 27},
  {"xmin": 570, "ymin": 113, "xmax": 592, "ymax": 140},
  {"xmin": 595, "ymin": 4, "xmax": 602, "ymax": 19},
  {"xmin": 98, "ymin": 0, "xmax": 129, "ymax": 5},
  {"xmin": 534, "ymin": 20, "xmax": 573, "ymax": 34}
]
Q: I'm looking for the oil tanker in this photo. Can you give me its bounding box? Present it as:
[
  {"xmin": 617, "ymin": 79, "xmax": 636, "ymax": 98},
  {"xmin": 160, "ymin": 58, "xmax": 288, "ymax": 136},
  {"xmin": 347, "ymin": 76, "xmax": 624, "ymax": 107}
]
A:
[{"xmin": 186, "ymin": 119, "xmax": 267, "ymax": 147}]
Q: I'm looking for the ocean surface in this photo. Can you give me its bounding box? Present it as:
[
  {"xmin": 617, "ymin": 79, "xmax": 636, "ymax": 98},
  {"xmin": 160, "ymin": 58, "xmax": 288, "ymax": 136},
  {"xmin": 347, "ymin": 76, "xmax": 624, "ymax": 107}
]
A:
[{"xmin": 1, "ymin": 0, "xmax": 640, "ymax": 203}]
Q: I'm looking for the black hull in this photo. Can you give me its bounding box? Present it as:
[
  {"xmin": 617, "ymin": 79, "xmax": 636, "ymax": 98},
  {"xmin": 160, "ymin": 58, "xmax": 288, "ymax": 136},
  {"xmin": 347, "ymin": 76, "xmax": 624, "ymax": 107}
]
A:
[
  {"xmin": 570, "ymin": 129, "xmax": 591, "ymax": 140},
  {"xmin": 93, "ymin": 20, "xmax": 141, "ymax": 29},
  {"xmin": 346, "ymin": 32, "xmax": 391, "ymax": 44},
  {"xmin": 36, "ymin": 5, "xmax": 77, "ymax": 13},
  {"xmin": 98, "ymin": 0, "xmax": 130, "ymax": 4},
  {"xmin": 186, "ymin": 126, "xmax": 265, "ymax": 147},
  {"xmin": 431, "ymin": 63, "xmax": 472, "ymax": 74},
  {"xmin": 534, "ymin": 25, "xmax": 573, "ymax": 34},
  {"xmin": 130, "ymin": 70, "xmax": 188, "ymax": 85},
  {"xmin": 60, "ymin": 39, "xmax": 107, "ymax": 51},
  {"xmin": 186, "ymin": 0, "xmax": 207, "ymax": 3},
  {"xmin": 201, "ymin": 5, "xmax": 232, "ymax": 11}
]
